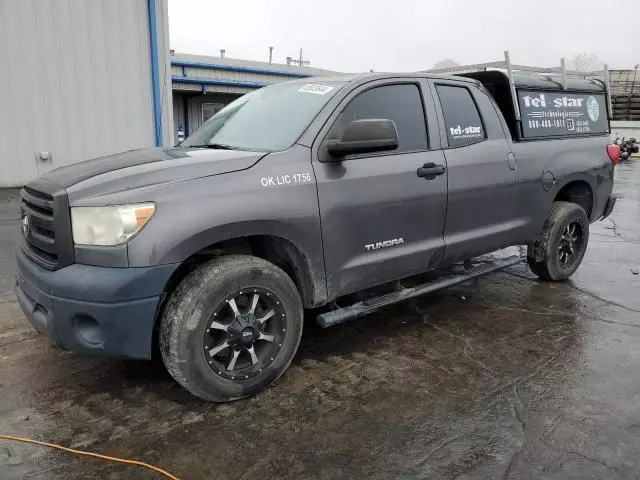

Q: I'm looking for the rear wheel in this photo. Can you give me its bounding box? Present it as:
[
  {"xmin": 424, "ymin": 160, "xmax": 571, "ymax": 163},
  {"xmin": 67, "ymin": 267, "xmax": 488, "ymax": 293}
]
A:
[
  {"xmin": 160, "ymin": 255, "xmax": 303, "ymax": 402},
  {"xmin": 527, "ymin": 201, "xmax": 589, "ymax": 281}
]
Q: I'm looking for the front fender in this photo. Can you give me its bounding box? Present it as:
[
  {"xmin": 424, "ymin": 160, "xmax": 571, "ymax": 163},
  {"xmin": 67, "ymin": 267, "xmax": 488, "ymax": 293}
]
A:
[{"xmin": 125, "ymin": 145, "xmax": 327, "ymax": 303}]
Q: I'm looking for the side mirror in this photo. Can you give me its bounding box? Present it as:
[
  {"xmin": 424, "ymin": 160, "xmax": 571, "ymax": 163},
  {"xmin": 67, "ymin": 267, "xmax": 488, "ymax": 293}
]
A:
[{"xmin": 325, "ymin": 119, "xmax": 399, "ymax": 158}]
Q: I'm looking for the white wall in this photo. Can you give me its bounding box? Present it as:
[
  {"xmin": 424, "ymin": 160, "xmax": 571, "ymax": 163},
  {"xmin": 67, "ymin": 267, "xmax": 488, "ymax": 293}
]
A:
[{"xmin": 0, "ymin": 0, "xmax": 172, "ymax": 187}]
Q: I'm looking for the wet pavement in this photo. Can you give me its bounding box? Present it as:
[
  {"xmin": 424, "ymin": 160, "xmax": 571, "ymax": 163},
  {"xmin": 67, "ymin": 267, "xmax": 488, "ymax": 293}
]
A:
[{"xmin": 1, "ymin": 162, "xmax": 639, "ymax": 480}]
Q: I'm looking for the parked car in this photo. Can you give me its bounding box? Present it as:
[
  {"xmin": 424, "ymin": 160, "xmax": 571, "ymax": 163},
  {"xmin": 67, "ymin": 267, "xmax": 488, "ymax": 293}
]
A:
[{"xmin": 16, "ymin": 71, "xmax": 618, "ymax": 401}]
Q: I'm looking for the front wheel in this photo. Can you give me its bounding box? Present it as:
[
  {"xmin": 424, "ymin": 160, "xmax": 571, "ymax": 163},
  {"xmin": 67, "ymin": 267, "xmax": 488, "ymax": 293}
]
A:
[
  {"xmin": 527, "ymin": 201, "xmax": 589, "ymax": 281},
  {"xmin": 160, "ymin": 255, "xmax": 303, "ymax": 402}
]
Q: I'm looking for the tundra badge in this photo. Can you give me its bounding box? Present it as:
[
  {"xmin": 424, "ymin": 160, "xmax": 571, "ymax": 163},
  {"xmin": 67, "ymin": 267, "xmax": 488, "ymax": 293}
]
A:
[{"xmin": 365, "ymin": 238, "xmax": 405, "ymax": 252}]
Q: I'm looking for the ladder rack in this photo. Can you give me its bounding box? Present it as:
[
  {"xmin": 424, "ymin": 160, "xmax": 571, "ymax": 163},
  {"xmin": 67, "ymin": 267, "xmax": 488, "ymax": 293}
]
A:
[{"xmin": 425, "ymin": 50, "xmax": 611, "ymax": 122}]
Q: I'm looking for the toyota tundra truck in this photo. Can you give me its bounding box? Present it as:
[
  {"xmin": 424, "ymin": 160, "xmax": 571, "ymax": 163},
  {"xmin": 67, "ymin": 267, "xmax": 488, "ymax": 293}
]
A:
[{"xmin": 15, "ymin": 70, "xmax": 619, "ymax": 401}]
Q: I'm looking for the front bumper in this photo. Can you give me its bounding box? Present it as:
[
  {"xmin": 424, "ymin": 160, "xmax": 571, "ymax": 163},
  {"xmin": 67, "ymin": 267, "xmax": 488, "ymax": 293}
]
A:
[
  {"xmin": 15, "ymin": 249, "xmax": 179, "ymax": 359},
  {"xmin": 601, "ymin": 195, "xmax": 617, "ymax": 220}
]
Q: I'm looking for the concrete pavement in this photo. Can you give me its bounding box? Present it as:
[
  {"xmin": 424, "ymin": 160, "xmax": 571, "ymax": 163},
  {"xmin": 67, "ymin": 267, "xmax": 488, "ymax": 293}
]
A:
[{"xmin": 1, "ymin": 162, "xmax": 639, "ymax": 479}]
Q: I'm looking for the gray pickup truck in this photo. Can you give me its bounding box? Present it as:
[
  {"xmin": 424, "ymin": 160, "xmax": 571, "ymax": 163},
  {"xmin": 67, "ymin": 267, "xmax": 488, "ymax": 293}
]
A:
[{"xmin": 15, "ymin": 71, "xmax": 619, "ymax": 401}]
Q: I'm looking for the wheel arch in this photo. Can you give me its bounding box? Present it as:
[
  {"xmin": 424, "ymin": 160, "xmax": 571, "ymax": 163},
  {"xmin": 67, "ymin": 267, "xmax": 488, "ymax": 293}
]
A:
[
  {"xmin": 156, "ymin": 232, "xmax": 324, "ymax": 314},
  {"xmin": 553, "ymin": 178, "xmax": 595, "ymax": 220}
]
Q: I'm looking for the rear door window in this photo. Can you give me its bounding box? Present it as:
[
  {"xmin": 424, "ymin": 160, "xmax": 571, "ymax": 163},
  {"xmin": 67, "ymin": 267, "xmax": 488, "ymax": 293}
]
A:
[{"xmin": 436, "ymin": 85, "xmax": 485, "ymax": 147}]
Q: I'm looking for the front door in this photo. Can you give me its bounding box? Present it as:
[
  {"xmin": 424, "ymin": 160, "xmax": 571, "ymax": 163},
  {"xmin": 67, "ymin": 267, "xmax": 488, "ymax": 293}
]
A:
[
  {"xmin": 312, "ymin": 80, "xmax": 448, "ymax": 298},
  {"xmin": 431, "ymin": 81, "xmax": 518, "ymax": 263}
]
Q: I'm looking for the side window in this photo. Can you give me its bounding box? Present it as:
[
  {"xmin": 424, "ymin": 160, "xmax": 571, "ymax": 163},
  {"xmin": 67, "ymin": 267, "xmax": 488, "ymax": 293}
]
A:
[
  {"xmin": 330, "ymin": 84, "xmax": 428, "ymax": 153},
  {"xmin": 436, "ymin": 85, "xmax": 485, "ymax": 147}
]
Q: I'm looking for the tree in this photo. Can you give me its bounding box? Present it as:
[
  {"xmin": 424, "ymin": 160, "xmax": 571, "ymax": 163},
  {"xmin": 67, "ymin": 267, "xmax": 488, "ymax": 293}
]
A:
[
  {"xmin": 570, "ymin": 53, "xmax": 601, "ymax": 72},
  {"xmin": 432, "ymin": 59, "xmax": 460, "ymax": 70}
]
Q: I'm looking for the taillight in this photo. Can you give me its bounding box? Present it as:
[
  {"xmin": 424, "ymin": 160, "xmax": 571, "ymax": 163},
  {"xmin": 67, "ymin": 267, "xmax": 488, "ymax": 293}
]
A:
[{"xmin": 607, "ymin": 144, "xmax": 621, "ymax": 166}]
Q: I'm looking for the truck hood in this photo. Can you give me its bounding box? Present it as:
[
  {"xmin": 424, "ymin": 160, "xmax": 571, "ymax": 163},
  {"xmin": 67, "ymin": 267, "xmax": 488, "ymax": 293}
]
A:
[{"xmin": 41, "ymin": 147, "xmax": 267, "ymax": 200}]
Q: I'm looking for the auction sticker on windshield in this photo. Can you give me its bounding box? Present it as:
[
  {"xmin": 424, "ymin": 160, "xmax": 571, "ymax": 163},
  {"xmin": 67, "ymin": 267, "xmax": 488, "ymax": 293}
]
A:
[{"xmin": 298, "ymin": 84, "xmax": 335, "ymax": 95}]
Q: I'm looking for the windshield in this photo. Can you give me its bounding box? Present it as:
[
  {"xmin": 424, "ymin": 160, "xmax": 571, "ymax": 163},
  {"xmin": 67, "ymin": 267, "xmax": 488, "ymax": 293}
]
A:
[{"xmin": 181, "ymin": 81, "xmax": 347, "ymax": 151}]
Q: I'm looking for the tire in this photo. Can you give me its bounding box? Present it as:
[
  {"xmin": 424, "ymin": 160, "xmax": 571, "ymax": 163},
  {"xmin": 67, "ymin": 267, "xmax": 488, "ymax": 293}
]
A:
[
  {"xmin": 160, "ymin": 255, "xmax": 303, "ymax": 402},
  {"xmin": 527, "ymin": 201, "xmax": 589, "ymax": 281}
]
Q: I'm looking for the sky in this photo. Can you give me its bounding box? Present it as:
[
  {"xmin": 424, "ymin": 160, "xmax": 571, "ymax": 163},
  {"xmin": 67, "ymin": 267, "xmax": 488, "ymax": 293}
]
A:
[{"xmin": 168, "ymin": 0, "xmax": 638, "ymax": 72}]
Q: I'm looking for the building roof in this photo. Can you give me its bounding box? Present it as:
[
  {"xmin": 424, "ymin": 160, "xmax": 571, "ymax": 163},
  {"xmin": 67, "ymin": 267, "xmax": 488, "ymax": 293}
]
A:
[{"xmin": 171, "ymin": 52, "xmax": 340, "ymax": 77}]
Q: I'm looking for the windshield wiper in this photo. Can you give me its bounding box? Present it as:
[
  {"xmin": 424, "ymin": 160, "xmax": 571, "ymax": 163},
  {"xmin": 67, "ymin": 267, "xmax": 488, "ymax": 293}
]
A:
[{"xmin": 190, "ymin": 143, "xmax": 237, "ymax": 150}]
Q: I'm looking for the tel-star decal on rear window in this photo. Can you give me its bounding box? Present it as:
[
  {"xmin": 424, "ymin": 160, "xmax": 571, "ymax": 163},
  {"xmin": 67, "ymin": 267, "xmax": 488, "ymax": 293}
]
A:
[
  {"xmin": 517, "ymin": 90, "xmax": 608, "ymax": 138},
  {"xmin": 298, "ymin": 84, "xmax": 335, "ymax": 95}
]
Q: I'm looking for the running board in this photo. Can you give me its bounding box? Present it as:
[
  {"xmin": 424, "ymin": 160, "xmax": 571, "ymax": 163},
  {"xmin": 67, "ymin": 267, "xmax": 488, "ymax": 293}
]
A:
[{"xmin": 316, "ymin": 255, "xmax": 522, "ymax": 328}]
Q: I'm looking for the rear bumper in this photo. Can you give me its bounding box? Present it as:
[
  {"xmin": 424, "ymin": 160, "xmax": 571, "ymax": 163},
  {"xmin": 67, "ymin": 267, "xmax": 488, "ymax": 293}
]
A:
[
  {"xmin": 15, "ymin": 249, "xmax": 179, "ymax": 359},
  {"xmin": 600, "ymin": 195, "xmax": 617, "ymax": 220}
]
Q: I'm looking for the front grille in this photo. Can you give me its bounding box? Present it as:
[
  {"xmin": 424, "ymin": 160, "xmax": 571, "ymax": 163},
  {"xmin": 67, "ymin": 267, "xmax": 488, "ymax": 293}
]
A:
[{"xmin": 20, "ymin": 182, "xmax": 74, "ymax": 270}]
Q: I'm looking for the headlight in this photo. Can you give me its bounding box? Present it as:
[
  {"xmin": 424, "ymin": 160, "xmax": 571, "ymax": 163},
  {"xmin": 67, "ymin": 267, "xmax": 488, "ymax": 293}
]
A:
[{"xmin": 71, "ymin": 203, "xmax": 156, "ymax": 246}]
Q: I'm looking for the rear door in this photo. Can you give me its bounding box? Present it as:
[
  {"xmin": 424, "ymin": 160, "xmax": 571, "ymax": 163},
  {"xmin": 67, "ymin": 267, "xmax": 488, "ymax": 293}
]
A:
[
  {"xmin": 431, "ymin": 80, "xmax": 519, "ymax": 263},
  {"xmin": 312, "ymin": 79, "xmax": 448, "ymax": 298}
]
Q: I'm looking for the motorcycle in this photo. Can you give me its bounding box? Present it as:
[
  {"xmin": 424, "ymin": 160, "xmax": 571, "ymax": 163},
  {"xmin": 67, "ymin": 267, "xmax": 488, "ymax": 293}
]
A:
[{"xmin": 613, "ymin": 136, "xmax": 639, "ymax": 162}]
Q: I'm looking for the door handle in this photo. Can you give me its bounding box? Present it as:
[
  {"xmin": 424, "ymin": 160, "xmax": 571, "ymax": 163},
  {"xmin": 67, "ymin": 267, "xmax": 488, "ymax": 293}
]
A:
[
  {"xmin": 417, "ymin": 163, "xmax": 446, "ymax": 179},
  {"xmin": 507, "ymin": 152, "xmax": 516, "ymax": 170}
]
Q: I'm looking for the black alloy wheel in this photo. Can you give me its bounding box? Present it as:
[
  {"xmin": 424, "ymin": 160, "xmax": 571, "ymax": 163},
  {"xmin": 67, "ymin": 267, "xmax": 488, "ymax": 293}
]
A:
[
  {"xmin": 527, "ymin": 201, "xmax": 590, "ymax": 281},
  {"xmin": 557, "ymin": 221, "xmax": 585, "ymax": 270},
  {"xmin": 160, "ymin": 255, "xmax": 304, "ymax": 402},
  {"xmin": 203, "ymin": 288, "xmax": 286, "ymax": 380}
]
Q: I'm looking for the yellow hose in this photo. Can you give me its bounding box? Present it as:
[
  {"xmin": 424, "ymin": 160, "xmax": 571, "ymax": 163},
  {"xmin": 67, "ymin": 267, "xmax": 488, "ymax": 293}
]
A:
[{"xmin": 0, "ymin": 434, "xmax": 181, "ymax": 480}]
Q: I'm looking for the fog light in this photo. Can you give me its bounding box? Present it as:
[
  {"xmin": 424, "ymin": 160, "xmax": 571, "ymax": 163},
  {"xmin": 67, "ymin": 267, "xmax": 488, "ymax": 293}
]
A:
[{"xmin": 74, "ymin": 314, "xmax": 104, "ymax": 346}]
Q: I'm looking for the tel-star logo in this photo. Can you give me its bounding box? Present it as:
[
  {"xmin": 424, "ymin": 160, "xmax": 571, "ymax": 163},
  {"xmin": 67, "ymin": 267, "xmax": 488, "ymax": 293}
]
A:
[{"xmin": 586, "ymin": 96, "xmax": 600, "ymax": 122}]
